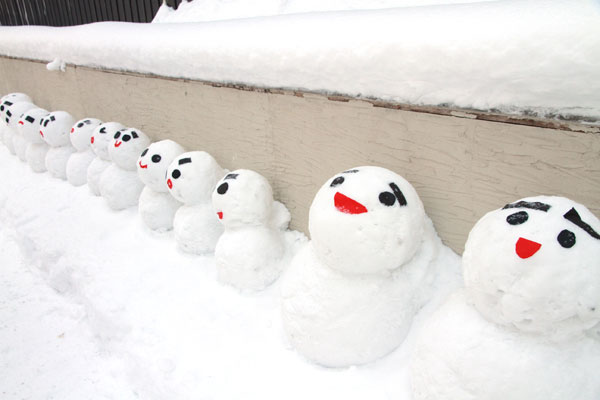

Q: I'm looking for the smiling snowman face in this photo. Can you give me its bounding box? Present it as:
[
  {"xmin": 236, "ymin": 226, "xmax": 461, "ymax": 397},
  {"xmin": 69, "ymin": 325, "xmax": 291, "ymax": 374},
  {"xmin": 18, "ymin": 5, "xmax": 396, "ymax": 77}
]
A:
[
  {"xmin": 0, "ymin": 93, "xmax": 32, "ymax": 122},
  {"xmin": 90, "ymin": 122, "xmax": 125, "ymax": 160},
  {"xmin": 40, "ymin": 111, "xmax": 76, "ymax": 147},
  {"xmin": 309, "ymin": 166, "xmax": 426, "ymax": 275},
  {"xmin": 5, "ymin": 101, "xmax": 37, "ymax": 129},
  {"xmin": 166, "ymin": 151, "xmax": 225, "ymax": 204},
  {"xmin": 463, "ymin": 196, "xmax": 600, "ymax": 337},
  {"xmin": 70, "ymin": 118, "xmax": 102, "ymax": 151},
  {"xmin": 17, "ymin": 108, "xmax": 48, "ymax": 143},
  {"xmin": 137, "ymin": 139, "xmax": 185, "ymax": 192},
  {"xmin": 212, "ymin": 169, "xmax": 273, "ymax": 228},
  {"xmin": 108, "ymin": 128, "xmax": 151, "ymax": 171}
]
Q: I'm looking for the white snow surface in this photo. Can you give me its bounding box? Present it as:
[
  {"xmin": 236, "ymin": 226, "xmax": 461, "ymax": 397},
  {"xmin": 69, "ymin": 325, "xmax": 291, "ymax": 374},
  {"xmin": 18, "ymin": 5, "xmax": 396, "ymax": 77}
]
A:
[
  {"xmin": 1, "ymin": 141, "xmax": 456, "ymax": 399},
  {"xmin": 1, "ymin": 0, "xmax": 599, "ymax": 121}
]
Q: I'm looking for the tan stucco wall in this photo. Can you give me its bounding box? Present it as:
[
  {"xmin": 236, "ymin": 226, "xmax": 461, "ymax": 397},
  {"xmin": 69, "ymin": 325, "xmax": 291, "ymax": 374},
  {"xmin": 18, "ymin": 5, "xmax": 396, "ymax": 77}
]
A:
[{"xmin": 2, "ymin": 56, "xmax": 599, "ymax": 253}]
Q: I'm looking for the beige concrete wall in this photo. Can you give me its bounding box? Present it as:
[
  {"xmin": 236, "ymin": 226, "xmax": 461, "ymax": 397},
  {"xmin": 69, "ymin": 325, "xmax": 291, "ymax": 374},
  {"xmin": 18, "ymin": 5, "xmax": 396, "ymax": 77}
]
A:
[{"xmin": 2, "ymin": 56, "xmax": 599, "ymax": 253}]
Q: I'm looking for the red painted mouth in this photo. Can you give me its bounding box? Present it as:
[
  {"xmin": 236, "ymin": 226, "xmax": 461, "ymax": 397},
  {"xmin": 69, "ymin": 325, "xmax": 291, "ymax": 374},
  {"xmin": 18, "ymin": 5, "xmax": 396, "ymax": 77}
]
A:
[
  {"xmin": 39, "ymin": 130, "xmax": 44, "ymax": 137},
  {"xmin": 334, "ymin": 192, "xmax": 368, "ymax": 215},
  {"xmin": 114, "ymin": 140, "xmax": 122, "ymax": 148},
  {"xmin": 71, "ymin": 128, "xmax": 74, "ymax": 133},
  {"xmin": 217, "ymin": 212, "xmax": 223, "ymax": 220},
  {"xmin": 18, "ymin": 121, "xmax": 24, "ymax": 125},
  {"xmin": 138, "ymin": 161, "xmax": 148, "ymax": 169},
  {"xmin": 90, "ymin": 136, "xmax": 94, "ymax": 144},
  {"xmin": 167, "ymin": 179, "xmax": 173, "ymax": 189},
  {"xmin": 515, "ymin": 237, "xmax": 542, "ymax": 259}
]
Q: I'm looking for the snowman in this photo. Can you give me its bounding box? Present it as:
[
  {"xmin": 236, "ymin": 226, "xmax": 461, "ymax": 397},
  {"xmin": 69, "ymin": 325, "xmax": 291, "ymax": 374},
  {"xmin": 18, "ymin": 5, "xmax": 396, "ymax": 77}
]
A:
[
  {"xmin": 66, "ymin": 118, "xmax": 102, "ymax": 186},
  {"xmin": 137, "ymin": 139, "xmax": 186, "ymax": 231},
  {"xmin": 40, "ymin": 111, "xmax": 77, "ymax": 179},
  {"xmin": 0, "ymin": 93, "xmax": 32, "ymax": 150},
  {"xmin": 87, "ymin": 122, "xmax": 125, "ymax": 196},
  {"xmin": 281, "ymin": 166, "xmax": 460, "ymax": 367},
  {"xmin": 410, "ymin": 196, "xmax": 600, "ymax": 400},
  {"xmin": 212, "ymin": 169, "xmax": 292, "ymax": 291},
  {"xmin": 17, "ymin": 108, "xmax": 50, "ymax": 172},
  {"xmin": 166, "ymin": 151, "xmax": 226, "ymax": 254},
  {"xmin": 2, "ymin": 99, "xmax": 37, "ymax": 156},
  {"xmin": 99, "ymin": 127, "xmax": 151, "ymax": 210}
]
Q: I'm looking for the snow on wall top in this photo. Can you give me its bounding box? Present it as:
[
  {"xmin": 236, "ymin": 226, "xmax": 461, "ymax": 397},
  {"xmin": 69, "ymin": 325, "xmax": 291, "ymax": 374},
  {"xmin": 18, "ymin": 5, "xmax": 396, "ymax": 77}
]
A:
[{"xmin": 0, "ymin": 0, "xmax": 599, "ymax": 122}]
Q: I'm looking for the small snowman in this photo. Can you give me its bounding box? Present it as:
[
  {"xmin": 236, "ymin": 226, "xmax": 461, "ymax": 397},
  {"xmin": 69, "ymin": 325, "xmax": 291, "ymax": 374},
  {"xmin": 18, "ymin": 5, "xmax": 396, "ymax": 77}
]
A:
[
  {"xmin": 0, "ymin": 93, "xmax": 32, "ymax": 150},
  {"xmin": 40, "ymin": 111, "xmax": 77, "ymax": 179},
  {"xmin": 212, "ymin": 169, "xmax": 292, "ymax": 291},
  {"xmin": 166, "ymin": 151, "xmax": 226, "ymax": 254},
  {"xmin": 410, "ymin": 196, "xmax": 600, "ymax": 400},
  {"xmin": 66, "ymin": 118, "xmax": 102, "ymax": 186},
  {"xmin": 3, "ymin": 99, "xmax": 37, "ymax": 157},
  {"xmin": 87, "ymin": 122, "xmax": 125, "ymax": 196},
  {"xmin": 281, "ymin": 166, "xmax": 460, "ymax": 367},
  {"xmin": 99, "ymin": 127, "xmax": 151, "ymax": 210},
  {"xmin": 17, "ymin": 108, "xmax": 50, "ymax": 172},
  {"xmin": 137, "ymin": 139, "xmax": 186, "ymax": 231}
]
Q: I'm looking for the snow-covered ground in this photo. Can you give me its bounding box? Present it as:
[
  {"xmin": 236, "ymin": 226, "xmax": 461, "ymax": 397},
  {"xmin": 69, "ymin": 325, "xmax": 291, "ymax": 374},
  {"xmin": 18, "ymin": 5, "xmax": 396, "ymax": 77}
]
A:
[
  {"xmin": 0, "ymin": 0, "xmax": 599, "ymax": 121},
  {"xmin": 0, "ymin": 145, "xmax": 458, "ymax": 399}
]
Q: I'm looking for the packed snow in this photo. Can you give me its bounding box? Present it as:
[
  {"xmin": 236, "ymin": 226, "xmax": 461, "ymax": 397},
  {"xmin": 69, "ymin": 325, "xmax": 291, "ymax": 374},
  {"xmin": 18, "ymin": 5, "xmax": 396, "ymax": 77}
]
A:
[{"xmin": 0, "ymin": 0, "xmax": 599, "ymax": 121}]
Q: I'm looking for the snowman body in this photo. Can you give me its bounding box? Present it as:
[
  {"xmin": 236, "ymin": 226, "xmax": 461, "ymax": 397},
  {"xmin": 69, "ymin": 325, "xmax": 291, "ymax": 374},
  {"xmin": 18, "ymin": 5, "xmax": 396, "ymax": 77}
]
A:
[
  {"xmin": 281, "ymin": 166, "xmax": 459, "ymax": 367},
  {"xmin": 66, "ymin": 118, "xmax": 102, "ymax": 186},
  {"xmin": 87, "ymin": 122, "xmax": 125, "ymax": 195},
  {"xmin": 4, "ymin": 100, "xmax": 37, "ymax": 157},
  {"xmin": 40, "ymin": 111, "xmax": 76, "ymax": 179},
  {"xmin": 212, "ymin": 169, "xmax": 290, "ymax": 291},
  {"xmin": 137, "ymin": 140, "xmax": 185, "ymax": 231},
  {"xmin": 410, "ymin": 196, "xmax": 600, "ymax": 400},
  {"xmin": 166, "ymin": 151, "xmax": 226, "ymax": 254},
  {"xmin": 17, "ymin": 107, "xmax": 49, "ymax": 172}
]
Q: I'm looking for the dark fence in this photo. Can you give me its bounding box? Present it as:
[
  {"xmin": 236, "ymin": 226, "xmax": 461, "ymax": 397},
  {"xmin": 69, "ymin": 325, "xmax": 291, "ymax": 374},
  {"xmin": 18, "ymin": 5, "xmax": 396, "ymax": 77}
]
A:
[{"xmin": 0, "ymin": 0, "xmax": 186, "ymax": 26}]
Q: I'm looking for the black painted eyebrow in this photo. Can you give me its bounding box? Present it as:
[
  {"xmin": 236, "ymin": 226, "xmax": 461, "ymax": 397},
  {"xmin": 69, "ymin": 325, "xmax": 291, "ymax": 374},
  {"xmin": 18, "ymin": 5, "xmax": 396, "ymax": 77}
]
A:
[
  {"xmin": 502, "ymin": 201, "xmax": 551, "ymax": 212},
  {"xmin": 563, "ymin": 208, "xmax": 600, "ymax": 239},
  {"xmin": 224, "ymin": 173, "xmax": 238, "ymax": 180},
  {"xmin": 4, "ymin": 101, "xmax": 12, "ymax": 106},
  {"xmin": 50, "ymin": 115, "xmax": 56, "ymax": 121},
  {"xmin": 178, "ymin": 157, "xmax": 192, "ymax": 165},
  {"xmin": 389, "ymin": 182, "xmax": 407, "ymax": 206},
  {"xmin": 342, "ymin": 169, "xmax": 359, "ymax": 174},
  {"xmin": 131, "ymin": 131, "xmax": 138, "ymax": 138}
]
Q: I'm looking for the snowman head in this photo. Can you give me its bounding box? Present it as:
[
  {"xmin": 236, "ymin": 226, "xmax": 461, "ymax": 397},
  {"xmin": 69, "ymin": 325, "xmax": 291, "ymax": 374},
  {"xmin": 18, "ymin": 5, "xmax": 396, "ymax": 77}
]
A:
[
  {"xmin": 108, "ymin": 128, "xmax": 151, "ymax": 171},
  {"xmin": 17, "ymin": 108, "xmax": 49, "ymax": 143},
  {"xmin": 0, "ymin": 93, "xmax": 32, "ymax": 123},
  {"xmin": 4, "ymin": 101, "xmax": 36, "ymax": 129},
  {"xmin": 463, "ymin": 196, "xmax": 600, "ymax": 337},
  {"xmin": 40, "ymin": 111, "xmax": 76, "ymax": 147},
  {"xmin": 309, "ymin": 166, "xmax": 426, "ymax": 275},
  {"xmin": 91, "ymin": 122, "xmax": 125, "ymax": 160},
  {"xmin": 137, "ymin": 139, "xmax": 185, "ymax": 192},
  {"xmin": 166, "ymin": 151, "xmax": 225, "ymax": 205},
  {"xmin": 212, "ymin": 169, "xmax": 274, "ymax": 228},
  {"xmin": 70, "ymin": 118, "xmax": 102, "ymax": 151}
]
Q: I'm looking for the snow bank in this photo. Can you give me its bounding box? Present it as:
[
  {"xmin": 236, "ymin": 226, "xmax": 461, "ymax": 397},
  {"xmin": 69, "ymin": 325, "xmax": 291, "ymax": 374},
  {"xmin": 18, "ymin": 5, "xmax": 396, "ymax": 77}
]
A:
[{"xmin": 0, "ymin": 0, "xmax": 599, "ymax": 121}]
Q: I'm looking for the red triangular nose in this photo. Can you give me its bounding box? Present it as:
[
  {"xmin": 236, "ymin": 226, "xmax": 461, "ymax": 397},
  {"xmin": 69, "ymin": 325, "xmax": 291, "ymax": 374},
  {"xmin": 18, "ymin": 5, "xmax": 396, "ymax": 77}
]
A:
[
  {"xmin": 334, "ymin": 192, "xmax": 367, "ymax": 215},
  {"xmin": 515, "ymin": 237, "xmax": 542, "ymax": 259}
]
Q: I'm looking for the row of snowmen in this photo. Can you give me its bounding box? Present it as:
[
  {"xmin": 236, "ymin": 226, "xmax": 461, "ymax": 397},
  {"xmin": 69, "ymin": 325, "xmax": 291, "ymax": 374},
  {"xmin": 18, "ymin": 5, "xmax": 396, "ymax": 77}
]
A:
[{"xmin": 2, "ymin": 92, "xmax": 599, "ymax": 399}]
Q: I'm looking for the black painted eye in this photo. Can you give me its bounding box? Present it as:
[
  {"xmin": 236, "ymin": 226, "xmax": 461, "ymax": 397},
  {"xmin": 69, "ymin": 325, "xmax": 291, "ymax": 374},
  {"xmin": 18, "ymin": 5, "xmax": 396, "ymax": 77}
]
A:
[
  {"xmin": 507, "ymin": 211, "xmax": 529, "ymax": 225},
  {"xmin": 5, "ymin": 118, "xmax": 8, "ymax": 123},
  {"xmin": 77, "ymin": 122, "xmax": 84, "ymax": 128},
  {"xmin": 557, "ymin": 229, "xmax": 576, "ymax": 248},
  {"xmin": 141, "ymin": 148, "xmax": 148, "ymax": 157},
  {"xmin": 217, "ymin": 182, "xmax": 229, "ymax": 195},
  {"xmin": 330, "ymin": 176, "xmax": 344, "ymax": 187},
  {"xmin": 122, "ymin": 134, "xmax": 131, "ymax": 142},
  {"xmin": 151, "ymin": 154, "xmax": 161, "ymax": 163},
  {"xmin": 172, "ymin": 169, "xmax": 181, "ymax": 179},
  {"xmin": 379, "ymin": 191, "xmax": 396, "ymax": 206},
  {"xmin": 131, "ymin": 131, "xmax": 138, "ymax": 138},
  {"xmin": 0, "ymin": 105, "xmax": 4, "ymax": 111},
  {"xmin": 6, "ymin": 110, "xmax": 12, "ymax": 117},
  {"xmin": 114, "ymin": 131, "xmax": 121, "ymax": 139},
  {"xmin": 99, "ymin": 127, "xmax": 107, "ymax": 134},
  {"xmin": 25, "ymin": 116, "xmax": 35, "ymax": 123}
]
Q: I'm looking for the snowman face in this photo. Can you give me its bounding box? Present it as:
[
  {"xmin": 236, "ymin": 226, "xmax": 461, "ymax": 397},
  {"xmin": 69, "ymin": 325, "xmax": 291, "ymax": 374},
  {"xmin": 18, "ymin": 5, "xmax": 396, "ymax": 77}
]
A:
[
  {"xmin": 212, "ymin": 169, "xmax": 273, "ymax": 228},
  {"xmin": 108, "ymin": 128, "xmax": 151, "ymax": 171},
  {"xmin": 463, "ymin": 196, "xmax": 600, "ymax": 336},
  {"xmin": 70, "ymin": 118, "xmax": 102, "ymax": 151},
  {"xmin": 91, "ymin": 122, "xmax": 125, "ymax": 160},
  {"xmin": 17, "ymin": 108, "xmax": 49, "ymax": 143},
  {"xmin": 4, "ymin": 101, "xmax": 36, "ymax": 128},
  {"xmin": 40, "ymin": 111, "xmax": 76, "ymax": 147},
  {"xmin": 0, "ymin": 93, "xmax": 32, "ymax": 122},
  {"xmin": 166, "ymin": 151, "xmax": 225, "ymax": 204},
  {"xmin": 137, "ymin": 139, "xmax": 185, "ymax": 192},
  {"xmin": 309, "ymin": 166, "xmax": 426, "ymax": 275}
]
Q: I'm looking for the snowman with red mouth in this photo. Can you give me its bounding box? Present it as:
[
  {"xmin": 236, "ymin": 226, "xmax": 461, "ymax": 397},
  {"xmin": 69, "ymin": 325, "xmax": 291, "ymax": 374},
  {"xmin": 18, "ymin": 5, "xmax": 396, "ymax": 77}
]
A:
[
  {"xmin": 410, "ymin": 196, "xmax": 600, "ymax": 400},
  {"xmin": 40, "ymin": 111, "xmax": 77, "ymax": 179},
  {"xmin": 66, "ymin": 118, "xmax": 102, "ymax": 186},
  {"xmin": 0, "ymin": 92, "xmax": 32, "ymax": 152},
  {"xmin": 137, "ymin": 139, "xmax": 185, "ymax": 231},
  {"xmin": 18, "ymin": 107, "xmax": 50, "ymax": 172},
  {"xmin": 3, "ymin": 99, "xmax": 37, "ymax": 158},
  {"xmin": 166, "ymin": 151, "xmax": 226, "ymax": 254},
  {"xmin": 212, "ymin": 169, "xmax": 293, "ymax": 291},
  {"xmin": 99, "ymin": 128, "xmax": 151, "ymax": 210},
  {"xmin": 281, "ymin": 166, "xmax": 459, "ymax": 367},
  {"xmin": 87, "ymin": 122, "xmax": 125, "ymax": 196}
]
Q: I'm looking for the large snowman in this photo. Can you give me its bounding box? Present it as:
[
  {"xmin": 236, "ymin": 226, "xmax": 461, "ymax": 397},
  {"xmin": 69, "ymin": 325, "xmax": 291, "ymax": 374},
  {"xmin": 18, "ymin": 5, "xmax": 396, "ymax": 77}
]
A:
[
  {"xmin": 87, "ymin": 122, "xmax": 125, "ymax": 196},
  {"xmin": 166, "ymin": 151, "xmax": 226, "ymax": 254},
  {"xmin": 40, "ymin": 111, "xmax": 77, "ymax": 179},
  {"xmin": 17, "ymin": 108, "xmax": 50, "ymax": 172},
  {"xmin": 66, "ymin": 118, "xmax": 102, "ymax": 186},
  {"xmin": 410, "ymin": 196, "xmax": 600, "ymax": 400},
  {"xmin": 212, "ymin": 169, "xmax": 292, "ymax": 291},
  {"xmin": 137, "ymin": 139, "xmax": 185, "ymax": 231},
  {"xmin": 0, "ymin": 92, "xmax": 32, "ymax": 151},
  {"xmin": 281, "ymin": 166, "xmax": 460, "ymax": 367},
  {"xmin": 3, "ymin": 99, "xmax": 37, "ymax": 157},
  {"xmin": 99, "ymin": 127, "xmax": 151, "ymax": 210}
]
